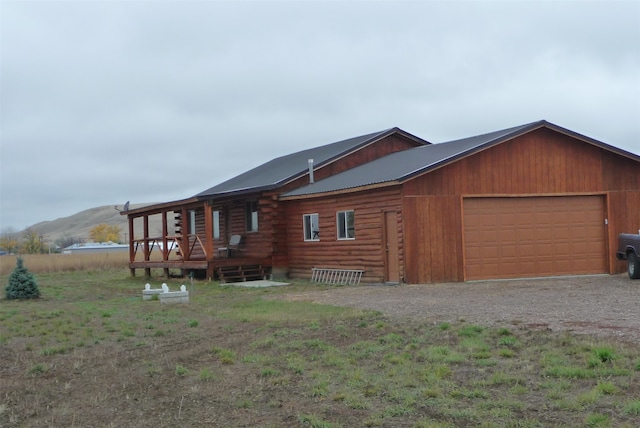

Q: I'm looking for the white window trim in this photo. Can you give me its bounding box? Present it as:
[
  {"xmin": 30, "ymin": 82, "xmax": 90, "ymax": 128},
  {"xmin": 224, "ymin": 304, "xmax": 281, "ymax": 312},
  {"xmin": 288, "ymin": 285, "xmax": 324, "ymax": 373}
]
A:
[
  {"xmin": 336, "ymin": 210, "xmax": 355, "ymax": 240},
  {"xmin": 303, "ymin": 213, "xmax": 320, "ymax": 242},
  {"xmin": 213, "ymin": 210, "xmax": 220, "ymax": 240},
  {"xmin": 246, "ymin": 201, "xmax": 258, "ymax": 232},
  {"xmin": 189, "ymin": 210, "xmax": 196, "ymax": 235}
]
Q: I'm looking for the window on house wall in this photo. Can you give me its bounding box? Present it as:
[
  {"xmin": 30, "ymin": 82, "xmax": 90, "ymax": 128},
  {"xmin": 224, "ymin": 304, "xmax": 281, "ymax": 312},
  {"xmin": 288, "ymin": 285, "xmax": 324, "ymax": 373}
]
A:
[
  {"xmin": 213, "ymin": 210, "xmax": 220, "ymax": 240},
  {"xmin": 337, "ymin": 210, "xmax": 355, "ymax": 239},
  {"xmin": 189, "ymin": 210, "xmax": 196, "ymax": 235},
  {"xmin": 245, "ymin": 201, "xmax": 258, "ymax": 232},
  {"xmin": 303, "ymin": 213, "xmax": 320, "ymax": 241}
]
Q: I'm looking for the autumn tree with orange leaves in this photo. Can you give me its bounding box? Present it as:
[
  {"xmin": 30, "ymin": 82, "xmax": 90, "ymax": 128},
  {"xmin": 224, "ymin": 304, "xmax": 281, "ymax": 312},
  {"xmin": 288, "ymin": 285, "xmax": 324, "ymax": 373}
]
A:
[{"xmin": 89, "ymin": 224, "xmax": 122, "ymax": 243}]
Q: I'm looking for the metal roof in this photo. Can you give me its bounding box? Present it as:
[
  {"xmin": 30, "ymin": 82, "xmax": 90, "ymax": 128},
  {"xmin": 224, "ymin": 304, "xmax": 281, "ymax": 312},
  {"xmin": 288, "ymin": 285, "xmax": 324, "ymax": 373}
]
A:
[
  {"xmin": 194, "ymin": 127, "xmax": 429, "ymax": 199},
  {"xmin": 281, "ymin": 120, "xmax": 640, "ymax": 198}
]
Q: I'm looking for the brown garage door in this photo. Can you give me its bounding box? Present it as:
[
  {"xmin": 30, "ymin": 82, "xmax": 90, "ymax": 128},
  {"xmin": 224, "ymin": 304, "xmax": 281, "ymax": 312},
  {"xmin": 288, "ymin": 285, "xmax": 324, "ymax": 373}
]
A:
[{"xmin": 463, "ymin": 196, "xmax": 606, "ymax": 280}]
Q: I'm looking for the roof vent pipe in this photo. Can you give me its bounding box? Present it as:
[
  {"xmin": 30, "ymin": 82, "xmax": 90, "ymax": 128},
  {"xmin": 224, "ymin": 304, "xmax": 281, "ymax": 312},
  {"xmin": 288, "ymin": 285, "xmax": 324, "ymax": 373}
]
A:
[{"xmin": 308, "ymin": 159, "xmax": 314, "ymax": 183}]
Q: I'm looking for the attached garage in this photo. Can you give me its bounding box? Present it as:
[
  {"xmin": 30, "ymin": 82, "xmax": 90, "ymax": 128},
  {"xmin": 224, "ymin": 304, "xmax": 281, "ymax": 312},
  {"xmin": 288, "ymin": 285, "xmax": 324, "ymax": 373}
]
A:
[
  {"xmin": 283, "ymin": 120, "xmax": 640, "ymax": 284},
  {"xmin": 397, "ymin": 121, "xmax": 639, "ymax": 283},
  {"xmin": 463, "ymin": 196, "xmax": 607, "ymax": 280}
]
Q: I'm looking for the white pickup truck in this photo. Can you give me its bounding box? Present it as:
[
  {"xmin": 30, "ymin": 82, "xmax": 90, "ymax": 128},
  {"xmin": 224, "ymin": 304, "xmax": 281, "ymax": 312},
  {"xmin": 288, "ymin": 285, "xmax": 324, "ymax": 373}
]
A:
[{"xmin": 617, "ymin": 233, "xmax": 640, "ymax": 279}]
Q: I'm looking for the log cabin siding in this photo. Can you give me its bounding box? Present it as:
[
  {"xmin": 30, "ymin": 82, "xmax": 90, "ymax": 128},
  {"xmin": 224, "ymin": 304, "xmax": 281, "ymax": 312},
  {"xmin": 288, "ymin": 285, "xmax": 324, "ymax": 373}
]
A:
[
  {"xmin": 205, "ymin": 204, "xmax": 231, "ymax": 252},
  {"xmin": 264, "ymin": 192, "xmax": 290, "ymax": 277},
  {"xmin": 228, "ymin": 197, "xmax": 271, "ymax": 259},
  {"xmin": 285, "ymin": 187, "xmax": 403, "ymax": 283},
  {"xmin": 202, "ymin": 197, "xmax": 274, "ymax": 260},
  {"xmin": 126, "ymin": 124, "xmax": 637, "ymax": 282}
]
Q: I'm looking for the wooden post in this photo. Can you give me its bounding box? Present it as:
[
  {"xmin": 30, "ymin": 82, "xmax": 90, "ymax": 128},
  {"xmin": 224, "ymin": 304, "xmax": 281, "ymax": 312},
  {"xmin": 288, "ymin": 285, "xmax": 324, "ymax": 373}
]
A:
[
  {"xmin": 128, "ymin": 216, "xmax": 135, "ymax": 277},
  {"xmin": 143, "ymin": 215, "xmax": 150, "ymax": 261},
  {"xmin": 204, "ymin": 202, "xmax": 215, "ymax": 280},
  {"xmin": 181, "ymin": 208, "xmax": 189, "ymax": 261},
  {"xmin": 162, "ymin": 210, "xmax": 170, "ymax": 278},
  {"xmin": 162, "ymin": 211, "xmax": 169, "ymax": 260},
  {"xmin": 143, "ymin": 214, "xmax": 151, "ymax": 278},
  {"xmin": 204, "ymin": 202, "xmax": 214, "ymax": 260}
]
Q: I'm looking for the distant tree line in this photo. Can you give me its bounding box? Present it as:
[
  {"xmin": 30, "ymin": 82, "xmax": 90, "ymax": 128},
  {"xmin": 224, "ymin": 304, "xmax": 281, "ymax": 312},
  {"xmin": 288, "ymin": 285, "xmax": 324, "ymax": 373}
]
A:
[{"xmin": 0, "ymin": 224, "xmax": 122, "ymax": 255}]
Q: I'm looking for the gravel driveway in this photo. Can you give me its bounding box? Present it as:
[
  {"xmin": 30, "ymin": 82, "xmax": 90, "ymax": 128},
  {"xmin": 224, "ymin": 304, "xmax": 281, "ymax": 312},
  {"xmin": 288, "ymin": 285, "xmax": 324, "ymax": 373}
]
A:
[{"xmin": 286, "ymin": 274, "xmax": 640, "ymax": 343}]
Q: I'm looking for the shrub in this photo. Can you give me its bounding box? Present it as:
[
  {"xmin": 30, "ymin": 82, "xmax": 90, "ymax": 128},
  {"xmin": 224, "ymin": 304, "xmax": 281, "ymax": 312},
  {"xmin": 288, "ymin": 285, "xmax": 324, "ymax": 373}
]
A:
[{"xmin": 5, "ymin": 257, "xmax": 40, "ymax": 300}]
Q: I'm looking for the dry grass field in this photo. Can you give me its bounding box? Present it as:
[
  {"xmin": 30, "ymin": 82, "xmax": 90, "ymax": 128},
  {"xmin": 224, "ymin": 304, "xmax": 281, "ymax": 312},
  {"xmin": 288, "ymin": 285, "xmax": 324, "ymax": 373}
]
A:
[
  {"xmin": 0, "ymin": 253, "xmax": 130, "ymax": 276},
  {"xmin": 1, "ymin": 262, "xmax": 640, "ymax": 427}
]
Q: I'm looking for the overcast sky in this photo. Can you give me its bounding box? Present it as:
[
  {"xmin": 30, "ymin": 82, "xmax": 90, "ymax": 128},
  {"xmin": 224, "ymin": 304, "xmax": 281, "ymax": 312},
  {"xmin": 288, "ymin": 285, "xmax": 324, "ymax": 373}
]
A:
[{"xmin": 1, "ymin": 0, "xmax": 639, "ymax": 232}]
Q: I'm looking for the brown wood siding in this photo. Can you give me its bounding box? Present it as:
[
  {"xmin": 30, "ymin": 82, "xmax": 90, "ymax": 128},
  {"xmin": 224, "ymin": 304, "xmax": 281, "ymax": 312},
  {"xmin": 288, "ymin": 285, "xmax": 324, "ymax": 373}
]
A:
[
  {"xmin": 190, "ymin": 208, "xmax": 206, "ymax": 260},
  {"xmin": 233, "ymin": 197, "xmax": 272, "ymax": 259},
  {"xmin": 206, "ymin": 196, "xmax": 274, "ymax": 260},
  {"xmin": 402, "ymin": 195, "xmax": 463, "ymax": 283},
  {"xmin": 402, "ymin": 128, "xmax": 634, "ymax": 196},
  {"xmin": 601, "ymin": 152, "xmax": 640, "ymax": 191},
  {"xmin": 607, "ymin": 190, "xmax": 640, "ymax": 273},
  {"xmin": 264, "ymin": 191, "xmax": 289, "ymax": 275},
  {"xmin": 285, "ymin": 187, "xmax": 403, "ymax": 283},
  {"xmin": 207, "ymin": 204, "xmax": 232, "ymax": 253},
  {"xmin": 401, "ymin": 127, "xmax": 640, "ymax": 282}
]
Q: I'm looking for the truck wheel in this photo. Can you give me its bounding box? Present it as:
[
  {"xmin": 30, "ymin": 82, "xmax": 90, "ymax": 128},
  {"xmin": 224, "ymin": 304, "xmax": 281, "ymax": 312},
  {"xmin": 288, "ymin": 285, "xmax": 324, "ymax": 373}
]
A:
[{"xmin": 629, "ymin": 252, "xmax": 640, "ymax": 279}]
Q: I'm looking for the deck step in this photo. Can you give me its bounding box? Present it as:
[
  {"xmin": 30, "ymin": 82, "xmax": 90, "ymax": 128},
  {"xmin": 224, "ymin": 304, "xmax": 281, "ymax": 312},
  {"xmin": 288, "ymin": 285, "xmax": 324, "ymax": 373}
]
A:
[{"xmin": 218, "ymin": 264, "xmax": 270, "ymax": 283}]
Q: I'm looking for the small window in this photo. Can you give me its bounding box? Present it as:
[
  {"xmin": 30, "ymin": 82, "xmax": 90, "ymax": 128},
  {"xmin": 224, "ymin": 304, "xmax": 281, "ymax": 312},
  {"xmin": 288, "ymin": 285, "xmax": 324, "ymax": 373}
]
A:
[
  {"xmin": 245, "ymin": 201, "xmax": 258, "ymax": 232},
  {"xmin": 189, "ymin": 210, "xmax": 196, "ymax": 234},
  {"xmin": 337, "ymin": 210, "xmax": 355, "ymax": 240},
  {"xmin": 303, "ymin": 213, "xmax": 320, "ymax": 241},
  {"xmin": 213, "ymin": 210, "xmax": 220, "ymax": 240}
]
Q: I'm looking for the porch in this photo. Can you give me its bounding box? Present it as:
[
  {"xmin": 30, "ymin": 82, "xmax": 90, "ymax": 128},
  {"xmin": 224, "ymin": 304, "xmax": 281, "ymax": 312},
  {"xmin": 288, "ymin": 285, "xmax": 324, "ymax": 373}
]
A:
[
  {"xmin": 129, "ymin": 257, "xmax": 273, "ymax": 282},
  {"xmin": 124, "ymin": 198, "xmax": 274, "ymax": 282},
  {"xmin": 128, "ymin": 233, "xmax": 272, "ymax": 281}
]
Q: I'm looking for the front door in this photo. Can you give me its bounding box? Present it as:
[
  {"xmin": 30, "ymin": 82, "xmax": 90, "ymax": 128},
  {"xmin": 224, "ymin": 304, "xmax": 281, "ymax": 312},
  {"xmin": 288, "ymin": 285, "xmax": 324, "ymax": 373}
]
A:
[{"xmin": 384, "ymin": 211, "xmax": 400, "ymax": 283}]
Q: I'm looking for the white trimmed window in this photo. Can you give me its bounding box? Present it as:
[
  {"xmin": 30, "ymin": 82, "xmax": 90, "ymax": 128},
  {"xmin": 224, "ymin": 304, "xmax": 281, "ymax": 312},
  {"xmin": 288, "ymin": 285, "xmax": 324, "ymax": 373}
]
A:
[
  {"xmin": 246, "ymin": 201, "xmax": 258, "ymax": 232},
  {"xmin": 189, "ymin": 210, "xmax": 196, "ymax": 234},
  {"xmin": 336, "ymin": 210, "xmax": 355, "ymax": 240},
  {"xmin": 213, "ymin": 210, "xmax": 220, "ymax": 239},
  {"xmin": 303, "ymin": 213, "xmax": 320, "ymax": 241}
]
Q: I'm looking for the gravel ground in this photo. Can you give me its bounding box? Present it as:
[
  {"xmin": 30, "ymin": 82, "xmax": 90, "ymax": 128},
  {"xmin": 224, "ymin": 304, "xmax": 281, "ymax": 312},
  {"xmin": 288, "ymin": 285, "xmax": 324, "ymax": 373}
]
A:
[{"xmin": 285, "ymin": 274, "xmax": 640, "ymax": 343}]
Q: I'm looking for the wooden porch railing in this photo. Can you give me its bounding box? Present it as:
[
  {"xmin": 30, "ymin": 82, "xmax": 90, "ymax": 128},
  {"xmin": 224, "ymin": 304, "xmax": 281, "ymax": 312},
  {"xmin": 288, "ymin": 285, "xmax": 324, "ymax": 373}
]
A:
[{"xmin": 131, "ymin": 234, "xmax": 208, "ymax": 261}]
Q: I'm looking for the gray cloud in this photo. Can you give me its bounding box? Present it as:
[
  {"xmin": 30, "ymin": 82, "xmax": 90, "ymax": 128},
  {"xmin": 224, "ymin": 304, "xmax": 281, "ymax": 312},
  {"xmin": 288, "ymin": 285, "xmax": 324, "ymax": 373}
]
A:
[{"xmin": 2, "ymin": 0, "xmax": 638, "ymax": 231}]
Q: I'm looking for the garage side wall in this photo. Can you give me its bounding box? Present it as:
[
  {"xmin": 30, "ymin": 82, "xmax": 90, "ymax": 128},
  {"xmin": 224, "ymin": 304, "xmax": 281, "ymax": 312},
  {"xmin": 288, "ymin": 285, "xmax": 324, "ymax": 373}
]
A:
[
  {"xmin": 403, "ymin": 195, "xmax": 463, "ymax": 283},
  {"xmin": 607, "ymin": 190, "xmax": 640, "ymax": 273},
  {"xmin": 402, "ymin": 128, "xmax": 640, "ymax": 283}
]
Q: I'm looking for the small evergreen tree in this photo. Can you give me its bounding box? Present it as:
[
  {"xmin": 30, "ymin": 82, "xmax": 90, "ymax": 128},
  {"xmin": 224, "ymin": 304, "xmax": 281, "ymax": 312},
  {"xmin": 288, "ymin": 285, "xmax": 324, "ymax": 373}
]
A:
[{"xmin": 5, "ymin": 257, "xmax": 40, "ymax": 300}]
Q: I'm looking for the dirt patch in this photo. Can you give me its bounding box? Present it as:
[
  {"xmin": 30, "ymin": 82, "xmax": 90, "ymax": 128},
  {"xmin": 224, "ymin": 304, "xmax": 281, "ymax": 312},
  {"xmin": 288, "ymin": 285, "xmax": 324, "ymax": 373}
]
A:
[{"xmin": 284, "ymin": 274, "xmax": 640, "ymax": 343}]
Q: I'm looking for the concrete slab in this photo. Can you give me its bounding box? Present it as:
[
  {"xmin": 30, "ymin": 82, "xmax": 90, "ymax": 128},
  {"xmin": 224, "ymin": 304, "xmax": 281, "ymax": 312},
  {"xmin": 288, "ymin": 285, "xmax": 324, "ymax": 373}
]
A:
[{"xmin": 228, "ymin": 280, "xmax": 290, "ymax": 288}]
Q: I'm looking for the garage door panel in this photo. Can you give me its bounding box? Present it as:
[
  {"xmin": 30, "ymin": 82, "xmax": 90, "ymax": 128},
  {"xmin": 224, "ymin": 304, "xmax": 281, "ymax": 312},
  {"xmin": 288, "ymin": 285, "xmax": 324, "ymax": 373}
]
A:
[
  {"xmin": 516, "ymin": 227, "xmax": 536, "ymax": 241},
  {"xmin": 464, "ymin": 196, "xmax": 606, "ymax": 280}
]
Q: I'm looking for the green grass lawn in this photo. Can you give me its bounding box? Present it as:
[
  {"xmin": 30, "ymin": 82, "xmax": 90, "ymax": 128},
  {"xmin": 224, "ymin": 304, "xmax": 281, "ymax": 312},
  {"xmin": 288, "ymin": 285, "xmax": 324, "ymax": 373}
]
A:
[{"xmin": 1, "ymin": 269, "xmax": 639, "ymax": 427}]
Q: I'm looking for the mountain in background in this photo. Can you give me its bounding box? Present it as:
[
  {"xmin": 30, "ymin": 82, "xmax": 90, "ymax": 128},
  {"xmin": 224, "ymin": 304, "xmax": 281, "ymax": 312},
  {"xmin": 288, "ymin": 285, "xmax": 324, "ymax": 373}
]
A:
[{"xmin": 23, "ymin": 203, "xmax": 160, "ymax": 244}]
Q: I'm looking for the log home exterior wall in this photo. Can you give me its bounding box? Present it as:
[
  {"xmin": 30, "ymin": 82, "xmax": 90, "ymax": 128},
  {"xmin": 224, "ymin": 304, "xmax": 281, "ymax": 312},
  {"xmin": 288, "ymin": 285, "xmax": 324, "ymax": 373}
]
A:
[
  {"xmin": 285, "ymin": 187, "xmax": 404, "ymax": 283},
  {"xmin": 282, "ymin": 123, "xmax": 639, "ymax": 284},
  {"xmin": 124, "ymin": 129, "xmax": 427, "ymax": 280},
  {"xmin": 126, "ymin": 121, "xmax": 638, "ymax": 283}
]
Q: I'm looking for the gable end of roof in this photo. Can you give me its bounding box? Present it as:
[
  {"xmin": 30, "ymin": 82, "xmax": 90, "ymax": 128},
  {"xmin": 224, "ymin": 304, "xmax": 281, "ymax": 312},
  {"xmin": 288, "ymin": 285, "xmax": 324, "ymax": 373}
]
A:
[{"xmin": 194, "ymin": 127, "xmax": 430, "ymax": 199}]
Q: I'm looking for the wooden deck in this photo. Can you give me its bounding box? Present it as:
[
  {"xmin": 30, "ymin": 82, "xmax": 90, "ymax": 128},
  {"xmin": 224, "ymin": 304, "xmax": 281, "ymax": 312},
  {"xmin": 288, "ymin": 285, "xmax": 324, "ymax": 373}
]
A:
[{"xmin": 129, "ymin": 257, "xmax": 272, "ymax": 282}]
